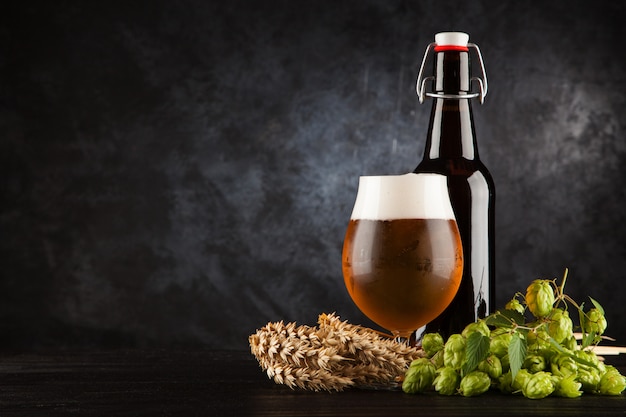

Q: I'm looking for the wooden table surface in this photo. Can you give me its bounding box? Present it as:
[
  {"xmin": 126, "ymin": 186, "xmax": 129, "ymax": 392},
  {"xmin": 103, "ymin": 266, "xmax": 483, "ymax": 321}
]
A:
[{"xmin": 0, "ymin": 349, "xmax": 624, "ymax": 416}]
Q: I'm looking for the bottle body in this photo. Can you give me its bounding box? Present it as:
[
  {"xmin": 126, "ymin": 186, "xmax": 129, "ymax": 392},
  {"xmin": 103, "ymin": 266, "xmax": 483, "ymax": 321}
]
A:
[
  {"xmin": 414, "ymin": 127, "xmax": 495, "ymax": 338},
  {"xmin": 414, "ymin": 39, "xmax": 495, "ymax": 338}
]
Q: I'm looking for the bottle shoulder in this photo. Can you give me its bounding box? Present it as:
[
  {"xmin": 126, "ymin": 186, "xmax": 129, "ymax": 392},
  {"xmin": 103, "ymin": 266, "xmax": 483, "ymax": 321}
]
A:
[{"xmin": 415, "ymin": 158, "xmax": 493, "ymax": 180}]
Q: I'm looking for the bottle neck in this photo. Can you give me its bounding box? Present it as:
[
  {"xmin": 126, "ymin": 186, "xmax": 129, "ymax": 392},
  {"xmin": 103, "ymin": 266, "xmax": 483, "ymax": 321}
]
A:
[
  {"xmin": 422, "ymin": 50, "xmax": 479, "ymax": 161},
  {"xmin": 424, "ymin": 98, "xmax": 478, "ymax": 160}
]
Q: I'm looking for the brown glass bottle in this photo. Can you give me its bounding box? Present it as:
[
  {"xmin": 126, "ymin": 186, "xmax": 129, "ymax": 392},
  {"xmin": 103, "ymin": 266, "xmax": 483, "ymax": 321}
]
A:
[{"xmin": 414, "ymin": 33, "xmax": 495, "ymax": 339}]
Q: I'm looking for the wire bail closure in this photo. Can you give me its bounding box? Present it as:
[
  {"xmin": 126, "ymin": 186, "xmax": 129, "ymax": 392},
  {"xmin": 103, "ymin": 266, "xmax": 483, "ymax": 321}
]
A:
[{"xmin": 416, "ymin": 42, "xmax": 488, "ymax": 104}]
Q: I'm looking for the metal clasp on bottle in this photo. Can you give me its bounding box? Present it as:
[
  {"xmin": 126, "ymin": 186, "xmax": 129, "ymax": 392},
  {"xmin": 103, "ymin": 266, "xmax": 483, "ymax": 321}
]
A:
[{"xmin": 416, "ymin": 42, "xmax": 488, "ymax": 104}]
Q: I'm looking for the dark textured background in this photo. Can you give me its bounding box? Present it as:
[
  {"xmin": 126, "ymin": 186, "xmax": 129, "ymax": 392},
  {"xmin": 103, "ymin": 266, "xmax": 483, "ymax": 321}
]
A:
[{"xmin": 1, "ymin": 1, "xmax": 625, "ymax": 350}]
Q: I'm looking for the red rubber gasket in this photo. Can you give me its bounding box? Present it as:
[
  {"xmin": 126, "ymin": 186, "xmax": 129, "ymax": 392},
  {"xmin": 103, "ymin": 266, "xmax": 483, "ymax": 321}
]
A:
[{"xmin": 434, "ymin": 45, "xmax": 469, "ymax": 52}]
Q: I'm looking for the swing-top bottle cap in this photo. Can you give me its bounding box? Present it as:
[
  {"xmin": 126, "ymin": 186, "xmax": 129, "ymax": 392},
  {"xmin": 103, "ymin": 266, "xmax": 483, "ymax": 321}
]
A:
[
  {"xmin": 417, "ymin": 31, "xmax": 488, "ymax": 103},
  {"xmin": 434, "ymin": 32, "xmax": 469, "ymax": 51}
]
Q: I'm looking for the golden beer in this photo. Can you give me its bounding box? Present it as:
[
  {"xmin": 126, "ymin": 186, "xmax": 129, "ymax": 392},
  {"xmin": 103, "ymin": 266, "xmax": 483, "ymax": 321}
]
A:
[{"xmin": 342, "ymin": 218, "xmax": 462, "ymax": 338}]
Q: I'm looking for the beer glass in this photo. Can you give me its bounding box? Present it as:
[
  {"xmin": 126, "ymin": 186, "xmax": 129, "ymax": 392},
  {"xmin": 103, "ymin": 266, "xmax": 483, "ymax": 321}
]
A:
[{"xmin": 342, "ymin": 173, "xmax": 463, "ymax": 342}]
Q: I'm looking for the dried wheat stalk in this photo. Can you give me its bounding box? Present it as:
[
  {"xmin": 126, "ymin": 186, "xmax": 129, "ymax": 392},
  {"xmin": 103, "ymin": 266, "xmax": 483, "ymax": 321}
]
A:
[{"xmin": 249, "ymin": 313, "xmax": 423, "ymax": 391}]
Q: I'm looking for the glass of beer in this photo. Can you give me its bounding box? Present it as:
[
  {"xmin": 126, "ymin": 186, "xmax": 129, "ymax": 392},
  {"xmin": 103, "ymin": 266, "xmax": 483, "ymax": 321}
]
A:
[{"xmin": 342, "ymin": 173, "xmax": 463, "ymax": 342}]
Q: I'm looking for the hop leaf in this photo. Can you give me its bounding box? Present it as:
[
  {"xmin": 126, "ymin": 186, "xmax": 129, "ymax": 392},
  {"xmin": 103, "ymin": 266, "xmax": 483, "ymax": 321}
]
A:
[
  {"xmin": 485, "ymin": 309, "xmax": 525, "ymax": 329},
  {"xmin": 508, "ymin": 332, "xmax": 527, "ymax": 380},
  {"xmin": 462, "ymin": 332, "xmax": 490, "ymax": 375}
]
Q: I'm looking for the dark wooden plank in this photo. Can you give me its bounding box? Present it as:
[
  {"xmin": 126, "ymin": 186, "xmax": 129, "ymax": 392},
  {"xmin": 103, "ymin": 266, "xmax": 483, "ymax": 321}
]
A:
[{"xmin": 1, "ymin": 350, "xmax": 624, "ymax": 416}]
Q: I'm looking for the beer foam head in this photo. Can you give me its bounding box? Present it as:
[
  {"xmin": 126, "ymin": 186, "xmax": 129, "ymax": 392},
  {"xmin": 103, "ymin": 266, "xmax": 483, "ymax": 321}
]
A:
[{"xmin": 350, "ymin": 173, "xmax": 455, "ymax": 220}]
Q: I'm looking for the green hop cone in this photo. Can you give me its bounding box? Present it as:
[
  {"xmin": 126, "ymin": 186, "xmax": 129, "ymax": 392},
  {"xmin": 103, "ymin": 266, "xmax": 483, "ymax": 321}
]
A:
[
  {"xmin": 525, "ymin": 279, "xmax": 555, "ymax": 318},
  {"xmin": 547, "ymin": 308, "xmax": 573, "ymax": 344},
  {"xmin": 577, "ymin": 365, "xmax": 602, "ymax": 393},
  {"xmin": 430, "ymin": 349, "xmax": 445, "ymax": 369},
  {"xmin": 522, "ymin": 371, "xmax": 555, "ymax": 399},
  {"xmin": 523, "ymin": 354, "xmax": 546, "ymax": 373},
  {"xmin": 584, "ymin": 308, "xmax": 608, "ymax": 337},
  {"xmin": 459, "ymin": 371, "xmax": 491, "ymax": 397},
  {"xmin": 575, "ymin": 349, "xmax": 603, "ymax": 369},
  {"xmin": 512, "ymin": 369, "xmax": 532, "ymax": 393},
  {"xmin": 573, "ymin": 350, "xmax": 606, "ymax": 375},
  {"xmin": 461, "ymin": 320, "xmax": 490, "ymax": 338},
  {"xmin": 562, "ymin": 335, "xmax": 577, "ymax": 351},
  {"xmin": 505, "ymin": 297, "xmax": 525, "ymax": 314},
  {"xmin": 490, "ymin": 332, "xmax": 512, "ymax": 359},
  {"xmin": 421, "ymin": 333, "xmax": 445, "ymax": 358},
  {"xmin": 478, "ymin": 354, "xmax": 502, "ymax": 380},
  {"xmin": 433, "ymin": 366, "xmax": 461, "ymax": 396},
  {"xmin": 499, "ymin": 354, "xmax": 510, "ymax": 373},
  {"xmin": 553, "ymin": 374, "xmax": 583, "ymax": 398},
  {"xmin": 443, "ymin": 334, "xmax": 466, "ymax": 370},
  {"xmin": 550, "ymin": 353, "xmax": 578, "ymax": 378},
  {"xmin": 599, "ymin": 366, "xmax": 626, "ymax": 396},
  {"xmin": 402, "ymin": 358, "xmax": 436, "ymax": 394},
  {"xmin": 526, "ymin": 327, "xmax": 551, "ymax": 356},
  {"xmin": 498, "ymin": 371, "xmax": 514, "ymax": 394}
]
